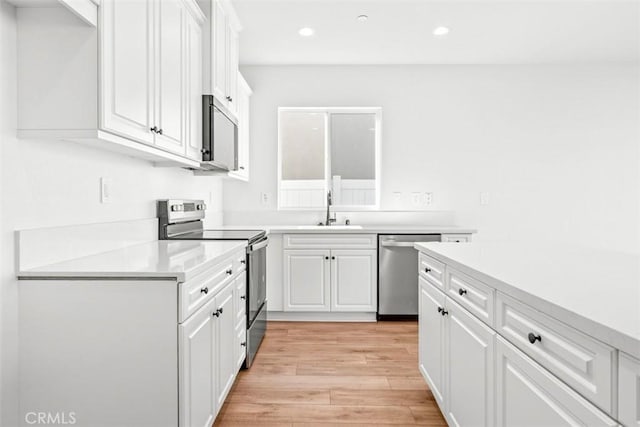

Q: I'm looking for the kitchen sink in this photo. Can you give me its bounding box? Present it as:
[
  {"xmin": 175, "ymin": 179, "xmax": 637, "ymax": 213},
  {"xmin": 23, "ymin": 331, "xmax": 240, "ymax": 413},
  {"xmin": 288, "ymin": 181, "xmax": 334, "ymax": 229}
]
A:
[{"xmin": 295, "ymin": 225, "xmax": 363, "ymax": 230}]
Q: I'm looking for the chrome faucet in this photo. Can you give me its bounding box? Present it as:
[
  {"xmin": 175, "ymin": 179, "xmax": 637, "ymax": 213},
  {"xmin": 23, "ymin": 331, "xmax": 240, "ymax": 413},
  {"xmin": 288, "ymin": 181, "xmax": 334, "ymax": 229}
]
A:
[{"xmin": 325, "ymin": 191, "xmax": 336, "ymax": 226}]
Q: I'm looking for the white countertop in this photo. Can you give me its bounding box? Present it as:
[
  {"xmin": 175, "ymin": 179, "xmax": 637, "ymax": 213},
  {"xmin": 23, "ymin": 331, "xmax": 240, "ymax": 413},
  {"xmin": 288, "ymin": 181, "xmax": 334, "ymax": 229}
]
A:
[
  {"xmin": 415, "ymin": 242, "xmax": 640, "ymax": 358},
  {"xmin": 18, "ymin": 240, "xmax": 246, "ymax": 282},
  {"xmin": 228, "ymin": 225, "xmax": 476, "ymax": 235}
]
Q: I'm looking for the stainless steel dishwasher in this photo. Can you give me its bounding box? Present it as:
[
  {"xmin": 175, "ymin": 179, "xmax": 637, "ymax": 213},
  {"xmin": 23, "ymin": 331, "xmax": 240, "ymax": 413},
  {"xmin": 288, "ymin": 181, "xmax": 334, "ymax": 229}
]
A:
[{"xmin": 378, "ymin": 234, "xmax": 441, "ymax": 319}]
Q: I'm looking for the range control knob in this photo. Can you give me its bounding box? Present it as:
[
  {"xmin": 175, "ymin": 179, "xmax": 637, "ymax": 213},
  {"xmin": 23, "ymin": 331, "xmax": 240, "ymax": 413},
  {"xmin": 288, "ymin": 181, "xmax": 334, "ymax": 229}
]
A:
[{"xmin": 197, "ymin": 203, "xmax": 207, "ymax": 211}]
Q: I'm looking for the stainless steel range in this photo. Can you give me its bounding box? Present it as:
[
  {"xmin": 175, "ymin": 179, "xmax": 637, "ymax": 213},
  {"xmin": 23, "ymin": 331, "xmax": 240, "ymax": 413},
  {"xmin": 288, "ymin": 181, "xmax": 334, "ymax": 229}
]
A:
[{"xmin": 157, "ymin": 199, "xmax": 267, "ymax": 368}]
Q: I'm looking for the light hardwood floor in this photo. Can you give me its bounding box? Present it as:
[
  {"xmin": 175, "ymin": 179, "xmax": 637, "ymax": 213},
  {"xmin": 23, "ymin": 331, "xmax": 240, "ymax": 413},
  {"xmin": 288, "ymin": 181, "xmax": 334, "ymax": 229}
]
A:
[{"xmin": 214, "ymin": 321, "xmax": 447, "ymax": 426}]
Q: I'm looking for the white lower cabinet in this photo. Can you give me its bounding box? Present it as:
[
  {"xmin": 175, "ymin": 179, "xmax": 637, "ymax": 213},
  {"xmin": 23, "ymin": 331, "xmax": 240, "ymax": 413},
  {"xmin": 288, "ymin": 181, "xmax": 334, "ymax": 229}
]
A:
[
  {"xmin": 331, "ymin": 249, "xmax": 377, "ymax": 312},
  {"xmin": 496, "ymin": 336, "xmax": 617, "ymax": 427},
  {"xmin": 284, "ymin": 247, "xmax": 376, "ymax": 313},
  {"xmin": 446, "ymin": 299, "xmax": 495, "ymax": 427},
  {"xmin": 214, "ymin": 282, "xmax": 236, "ymax": 409},
  {"xmin": 418, "ymin": 277, "xmax": 494, "ymax": 426},
  {"xmin": 619, "ymin": 352, "xmax": 640, "ymax": 427},
  {"xmin": 284, "ymin": 249, "xmax": 331, "ymax": 311},
  {"xmin": 417, "ymin": 249, "xmax": 624, "ymax": 427},
  {"xmin": 179, "ymin": 298, "xmax": 217, "ymax": 427},
  {"xmin": 419, "ymin": 276, "xmax": 446, "ymax": 406}
]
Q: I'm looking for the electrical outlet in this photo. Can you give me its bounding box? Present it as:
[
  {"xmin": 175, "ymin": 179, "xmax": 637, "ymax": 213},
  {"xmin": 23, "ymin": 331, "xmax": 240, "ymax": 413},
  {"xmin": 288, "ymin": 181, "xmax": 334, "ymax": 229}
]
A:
[
  {"xmin": 480, "ymin": 192, "xmax": 490, "ymax": 205},
  {"xmin": 423, "ymin": 192, "xmax": 433, "ymax": 206},
  {"xmin": 100, "ymin": 177, "xmax": 113, "ymax": 204},
  {"xmin": 260, "ymin": 192, "xmax": 269, "ymax": 205},
  {"xmin": 411, "ymin": 192, "xmax": 421, "ymax": 206}
]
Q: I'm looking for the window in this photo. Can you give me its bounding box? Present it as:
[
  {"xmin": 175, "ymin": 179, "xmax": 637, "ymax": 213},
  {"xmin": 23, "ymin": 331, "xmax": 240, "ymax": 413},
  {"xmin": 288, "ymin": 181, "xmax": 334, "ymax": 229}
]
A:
[{"xmin": 278, "ymin": 107, "xmax": 381, "ymax": 210}]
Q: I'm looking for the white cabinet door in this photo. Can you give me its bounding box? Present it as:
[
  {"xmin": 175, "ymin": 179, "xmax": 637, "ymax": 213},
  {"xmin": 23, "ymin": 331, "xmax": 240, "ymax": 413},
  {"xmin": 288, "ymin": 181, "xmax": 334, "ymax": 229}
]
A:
[
  {"xmin": 154, "ymin": 0, "xmax": 186, "ymax": 154},
  {"xmin": 179, "ymin": 298, "xmax": 216, "ymax": 427},
  {"xmin": 330, "ymin": 249, "xmax": 377, "ymax": 312},
  {"xmin": 619, "ymin": 352, "xmax": 640, "ymax": 427},
  {"xmin": 211, "ymin": 0, "xmax": 227, "ymax": 103},
  {"xmin": 214, "ymin": 282, "xmax": 236, "ymax": 411},
  {"xmin": 419, "ymin": 277, "xmax": 446, "ymax": 407},
  {"xmin": 284, "ymin": 250, "xmax": 331, "ymax": 311},
  {"xmin": 100, "ymin": 0, "xmax": 155, "ymax": 145},
  {"xmin": 496, "ymin": 336, "xmax": 617, "ymax": 427},
  {"xmin": 184, "ymin": 9, "xmax": 203, "ymax": 160},
  {"xmin": 446, "ymin": 299, "xmax": 495, "ymax": 427},
  {"xmin": 229, "ymin": 73, "xmax": 251, "ymax": 181},
  {"xmin": 226, "ymin": 25, "xmax": 239, "ymax": 115}
]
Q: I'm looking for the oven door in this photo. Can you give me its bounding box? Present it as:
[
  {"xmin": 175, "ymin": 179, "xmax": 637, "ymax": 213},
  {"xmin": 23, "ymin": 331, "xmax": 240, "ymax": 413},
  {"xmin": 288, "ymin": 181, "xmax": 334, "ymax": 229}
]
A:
[{"xmin": 247, "ymin": 237, "xmax": 267, "ymax": 324}]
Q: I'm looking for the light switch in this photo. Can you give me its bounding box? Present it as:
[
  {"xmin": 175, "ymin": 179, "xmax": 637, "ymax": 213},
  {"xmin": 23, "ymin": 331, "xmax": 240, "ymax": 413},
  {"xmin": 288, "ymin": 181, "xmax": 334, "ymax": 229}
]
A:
[
  {"xmin": 411, "ymin": 192, "xmax": 421, "ymax": 206},
  {"xmin": 260, "ymin": 192, "xmax": 269, "ymax": 205}
]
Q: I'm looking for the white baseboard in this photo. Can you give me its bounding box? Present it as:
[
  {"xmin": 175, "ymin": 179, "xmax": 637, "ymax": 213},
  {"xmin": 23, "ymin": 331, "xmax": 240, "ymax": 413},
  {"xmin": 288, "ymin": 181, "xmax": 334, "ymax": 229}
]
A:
[{"xmin": 266, "ymin": 311, "xmax": 377, "ymax": 322}]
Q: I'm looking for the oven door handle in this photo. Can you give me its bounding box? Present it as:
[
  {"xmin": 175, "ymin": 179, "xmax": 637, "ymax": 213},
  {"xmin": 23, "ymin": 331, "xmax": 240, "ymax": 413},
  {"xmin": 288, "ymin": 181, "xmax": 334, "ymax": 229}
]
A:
[{"xmin": 248, "ymin": 238, "xmax": 268, "ymax": 252}]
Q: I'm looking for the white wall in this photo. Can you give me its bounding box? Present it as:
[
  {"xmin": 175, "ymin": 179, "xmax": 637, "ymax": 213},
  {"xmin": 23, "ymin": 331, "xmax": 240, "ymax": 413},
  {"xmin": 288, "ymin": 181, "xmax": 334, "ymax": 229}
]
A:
[
  {"xmin": 224, "ymin": 65, "xmax": 639, "ymax": 253},
  {"xmin": 0, "ymin": 3, "xmax": 224, "ymax": 425}
]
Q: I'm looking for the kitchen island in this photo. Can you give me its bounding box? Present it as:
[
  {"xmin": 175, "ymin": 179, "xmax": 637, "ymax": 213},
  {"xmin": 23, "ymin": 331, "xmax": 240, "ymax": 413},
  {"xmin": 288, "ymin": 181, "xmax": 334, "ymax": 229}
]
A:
[{"xmin": 415, "ymin": 241, "xmax": 639, "ymax": 427}]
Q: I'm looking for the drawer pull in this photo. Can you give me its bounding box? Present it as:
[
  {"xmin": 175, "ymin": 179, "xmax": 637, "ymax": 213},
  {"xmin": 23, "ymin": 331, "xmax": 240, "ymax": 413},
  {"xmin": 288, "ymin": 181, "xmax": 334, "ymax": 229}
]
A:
[
  {"xmin": 437, "ymin": 306, "xmax": 444, "ymax": 313},
  {"xmin": 425, "ymin": 267, "xmax": 432, "ymax": 273},
  {"xmin": 528, "ymin": 333, "xmax": 542, "ymax": 344},
  {"xmin": 240, "ymin": 260, "xmax": 246, "ymax": 265},
  {"xmin": 212, "ymin": 309, "xmax": 221, "ymax": 318},
  {"xmin": 226, "ymin": 269, "xmax": 233, "ymax": 275},
  {"xmin": 241, "ymin": 341, "xmax": 246, "ymax": 347},
  {"xmin": 200, "ymin": 287, "xmax": 209, "ymax": 295},
  {"xmin": 441, "ymin": 309, "xmax": 449, "ymax": 316},
  {"xmin": 240, "ymin": 295, "xmax": 246, "ymax": 300},
  {"xmin": 458, "ymin": 288, "xmax": 467, "ymax": 296}
]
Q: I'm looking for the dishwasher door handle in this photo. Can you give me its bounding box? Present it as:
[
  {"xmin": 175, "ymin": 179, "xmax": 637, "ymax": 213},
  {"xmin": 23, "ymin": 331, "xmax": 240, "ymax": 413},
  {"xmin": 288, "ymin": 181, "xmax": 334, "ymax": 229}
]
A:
[{"xmin": 380, "ymin": 241, "xmax": 417, "ymax": 248}]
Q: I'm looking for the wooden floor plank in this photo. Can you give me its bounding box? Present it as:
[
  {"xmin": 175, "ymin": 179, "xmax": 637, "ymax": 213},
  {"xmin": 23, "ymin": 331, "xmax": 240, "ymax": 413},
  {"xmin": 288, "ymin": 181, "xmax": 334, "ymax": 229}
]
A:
[{"xmin": 214, "ymin": 321, "xmax": 446, "ymax": 426}]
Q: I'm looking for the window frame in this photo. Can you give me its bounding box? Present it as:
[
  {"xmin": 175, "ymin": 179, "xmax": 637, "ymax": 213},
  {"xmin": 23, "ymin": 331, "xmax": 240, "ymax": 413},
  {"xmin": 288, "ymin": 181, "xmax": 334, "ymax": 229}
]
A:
[{"xmin": 277, "ymin": 107, "xmax": 382, "ymax": 211}]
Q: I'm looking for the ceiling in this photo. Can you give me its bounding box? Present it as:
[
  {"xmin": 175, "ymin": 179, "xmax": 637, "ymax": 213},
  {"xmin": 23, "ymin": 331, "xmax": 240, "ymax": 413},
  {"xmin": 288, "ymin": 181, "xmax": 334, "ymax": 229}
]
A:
[{"xmin": 233, "ymin": 0, "xmax": 640, "ymax": 65}]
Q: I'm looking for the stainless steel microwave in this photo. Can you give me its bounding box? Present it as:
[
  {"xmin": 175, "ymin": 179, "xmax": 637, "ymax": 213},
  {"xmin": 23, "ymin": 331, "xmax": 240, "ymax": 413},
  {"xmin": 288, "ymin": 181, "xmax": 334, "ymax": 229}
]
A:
[{"xmin": 201, "ymin": 95, "xmax": 238, "ymax": 171}]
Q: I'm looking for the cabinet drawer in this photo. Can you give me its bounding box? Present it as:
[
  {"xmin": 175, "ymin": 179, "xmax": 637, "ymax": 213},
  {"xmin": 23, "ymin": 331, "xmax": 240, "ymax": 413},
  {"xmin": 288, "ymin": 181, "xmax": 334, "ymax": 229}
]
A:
[
  {"xmin": 496, "ymin": 336, "xmax": 617, "ymax": 427},
  {"xmin": 283, "ymin": 234, "xmax": 376, "ymax": 249},
  {"xmin": 180, "ymin": 256, "xmax": 235, "ymax": 323},
  {"xmin": 441, "ymin": 234, "xmax": 471, "ymax": 243},
  {"xmin": 447, "ymin": 268, "xmax": 494, "ymax": 326},
  {"xmin": 496, "ymin": 293, "xmax": 615, "ymax": 413},
  {"xmin": 419, "ymin": 252, "xmax": 446, "ymax": 292}
]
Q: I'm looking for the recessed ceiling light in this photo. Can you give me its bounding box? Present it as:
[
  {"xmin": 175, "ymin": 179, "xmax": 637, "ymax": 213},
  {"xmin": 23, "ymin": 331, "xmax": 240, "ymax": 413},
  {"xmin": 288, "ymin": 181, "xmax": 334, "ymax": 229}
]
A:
[
  {"xmin": 433, "ymin": 26, "xmax": 450, "ymax": 37},
  {"xmin": 357, "ymin": 15, "xmax": 368, "ymax": 22},
  {"xmin": 298, "ymin": 27, "xmax": 315, "ymax": 37}
]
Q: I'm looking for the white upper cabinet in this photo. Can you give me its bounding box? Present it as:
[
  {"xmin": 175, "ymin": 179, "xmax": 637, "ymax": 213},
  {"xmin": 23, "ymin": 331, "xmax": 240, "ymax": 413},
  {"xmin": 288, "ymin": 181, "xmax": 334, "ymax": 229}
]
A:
[
  {"xmin": 16, "ymin": 0, "xmax": 205, "ymax": 167},
  {"xmin": 101, "ymin": 0, "xmax": 204, "ymax": 159},
  {"xmin": 228, "ymin": 73, "xmax": 252, "ymax": 181},
  {"xmin": 185, "ymin": 6, "xmax": 204, "ymax": 160},
  {"xmin": 154, "ymin": 0, "xmax": 187, "ymax": 153},
  {"xmin": 200, "ymin": 0, "xmax": 241, "ymax": 117},
  {"xmin": 100, "ymin": 0, "xmax": 155, "ymax": 145}
]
